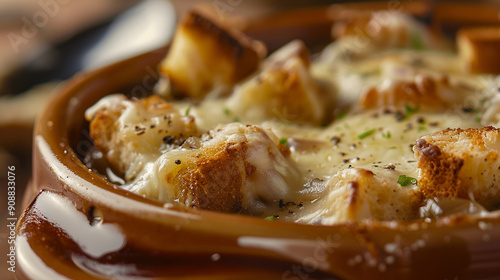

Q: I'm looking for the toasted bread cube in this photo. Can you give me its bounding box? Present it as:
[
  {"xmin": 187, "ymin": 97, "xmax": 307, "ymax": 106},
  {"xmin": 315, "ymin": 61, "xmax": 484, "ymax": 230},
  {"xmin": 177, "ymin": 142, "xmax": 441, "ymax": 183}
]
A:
[
  {"xmin": 159, "ymin": 11, "xmax": 266, "ymax": 99},
  {"xmin": 359, "ymin": 74, "xmax": 470, "ymax": 111},
  {"xmin": 86, "ymin": 94, "xmax": 199, "ymax": 180},
  {"xmin": 226, "ymin": 40, "xmax": 333, "ymax": 125},
  {"xmin": 127, "ymin": 123, "xmax": 299, "ymax": 214},
  {"xmin": 414, "ymin": 127, "xmax": 500, "ymax": 210},
  {"xmin": 298, "ymin": 168, "xmax": 422, "ymax": 224},
  {"xmin": 458, "ymin": 26, "xmax": 500, "ymax": 74}
]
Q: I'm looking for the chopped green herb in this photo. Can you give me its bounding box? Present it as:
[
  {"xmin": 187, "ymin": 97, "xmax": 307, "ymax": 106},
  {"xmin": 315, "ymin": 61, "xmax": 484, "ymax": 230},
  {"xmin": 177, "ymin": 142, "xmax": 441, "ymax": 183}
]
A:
[
  {"xmin": 232, "ymin": 117, "xmax": 240, "ymax": 122},
  {"xmin": 405, "ymin": 104, "xmax": 419, "ymax": 115},
  {"xmin": 389, "ymin": 146, "xmax": 397, "ymax": 150},
  {"xmin": 358, "ymin": 129, "xmax": 376, "ymax": 139},
  {"xmin": 279, "ymin": 138, "xmax": 288, "ymax": 145},
  {"xmin": 223, "ymin": 108, "xmax": 230, "ymax": 115},
  {"xmin": 410, "ymin": 32, "xmax": 424, "ymax": 50},
  {"xmin": 264, "ymin": 216, "xmax": 275, "ymax": 221},
  {"xmin": 397, "ymin": 175, "xmax": 418, "ymax": 186},
  {"xmin": 337, "ymin": 112, "xmax": 347, "ymax": 120},
  {"xmin": 399, "ymin": 104, "xmax": 420, "ymax": 120},
  {"xmin": 382, "ymin": 132, "xmax": 391, "ymax": 139},
  {"xmin": 418, "ymin": 125, "xmax": 426, "ymax": 131},
  {"xmin": 185, "ymin": 107, "xmax": 191, "ymax": 116},
  {"xmin": 475, "ymin": 116, "xmax": 482, "ymax": 122}
]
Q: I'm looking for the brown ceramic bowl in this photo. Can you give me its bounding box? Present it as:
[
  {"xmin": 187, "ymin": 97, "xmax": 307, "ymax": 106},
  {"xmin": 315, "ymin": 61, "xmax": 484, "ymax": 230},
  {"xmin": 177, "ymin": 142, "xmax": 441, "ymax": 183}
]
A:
[{"xmin": 15, "ymin": 2, "xmax": 500, "ymax": 279}]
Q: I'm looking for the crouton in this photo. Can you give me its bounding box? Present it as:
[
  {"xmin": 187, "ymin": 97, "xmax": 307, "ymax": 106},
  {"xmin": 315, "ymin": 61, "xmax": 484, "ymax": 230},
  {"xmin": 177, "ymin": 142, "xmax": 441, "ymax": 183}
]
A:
[
  {"xmin": 159, "ymin": 11, "xmax": 266, "ymax": 99},
  {"xmin": 127, "ymin": 123, "xmax": 300, "ymax": 214},
  {"xmin": 86, "ymin": 94, "xmax": 199, "ymax": 180},
  {"xmin": 298, "ymin": 168, "xmax": 422, "ymax": 224},
  {"xmin": 359, "ymin": 74, "xmax": 469, "ymax": 111},
  {"xmin": 458, "ymin": 26, "xmax": 500, "ymax": 74},
  {"xmin": 414, "ymin": 127, "xmax": 500, "ymax": 210},
  {"xmin": 226, "ymin": 40, "xmax": 333, "ymax": 125}
]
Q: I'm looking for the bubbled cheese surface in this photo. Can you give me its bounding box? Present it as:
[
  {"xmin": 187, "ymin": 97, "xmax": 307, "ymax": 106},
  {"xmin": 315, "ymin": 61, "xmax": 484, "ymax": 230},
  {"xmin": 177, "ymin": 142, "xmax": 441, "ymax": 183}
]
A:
[{"xmin": 87, "ymin": 43, "xmax": 497, "ymax": 224}]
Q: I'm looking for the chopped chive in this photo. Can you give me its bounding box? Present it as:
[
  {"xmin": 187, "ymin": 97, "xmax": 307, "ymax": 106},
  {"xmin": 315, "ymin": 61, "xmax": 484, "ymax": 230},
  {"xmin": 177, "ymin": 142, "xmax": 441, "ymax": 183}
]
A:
[
  {"xmin": 418, "ymin": 125, "xmax": 426, "ymax": 131},
  {"xmin": 475, "ymin": 116, "xmax": 482, "ymax": 122},
  {"xmin": 399, "ymin": 104, "xmax": 420, "ymax": 120},
  {"xmin": 358, "ymin": 129, "xmax": 376, "ymax": 139},
  {"xmin": 405, "ymin": 104, "xmax": 419, "ymax": 114},
  {"xmin": 232, "ymin": 117, "xmax": 240, "ymax": 122},
  {"xmin": 382, "ymin": 132, "xmax": 391, "ymax": 139},
  {"xmin": 223, "ymin": 108, "xmax": 230, "ymax": 115},
  {"xmin": 279, "ymin": 138, "xmax": 288, "ymax": 145},
  {"xmin": 185, "ymin": 107, "xmax": 191, "ymax": 116},
  {"xmin": 264, "ymin": 216, "xmax": 275, "ymax": 221},
  {"xmin": 389, "ymin": 146, "xmax": 397, "ymax": 150},
  {"xmin": 397, "ymin": 175, "xmax": 418, "ymax": 186},
  {"xmin": 410, "ymin": 32, "xmax": 424, "ymax": 50},
  {"xmin": 337, "ymin": 112, "xmax": 347, "ymax": 120}
]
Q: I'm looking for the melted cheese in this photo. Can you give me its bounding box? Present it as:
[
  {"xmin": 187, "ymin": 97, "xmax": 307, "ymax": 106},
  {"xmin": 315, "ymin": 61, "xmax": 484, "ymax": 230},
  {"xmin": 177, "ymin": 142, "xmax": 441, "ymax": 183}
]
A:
[{"xmin": 87, "ymin": 42, "xmax": 498, "ymax": 225}]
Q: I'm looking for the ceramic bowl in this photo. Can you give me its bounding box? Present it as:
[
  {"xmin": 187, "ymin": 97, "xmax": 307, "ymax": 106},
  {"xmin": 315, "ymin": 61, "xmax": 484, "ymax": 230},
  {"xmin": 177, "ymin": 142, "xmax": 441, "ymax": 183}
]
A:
[{"xmin": 15, "ymin": 2, "xmax": 500, "ymax": 279}]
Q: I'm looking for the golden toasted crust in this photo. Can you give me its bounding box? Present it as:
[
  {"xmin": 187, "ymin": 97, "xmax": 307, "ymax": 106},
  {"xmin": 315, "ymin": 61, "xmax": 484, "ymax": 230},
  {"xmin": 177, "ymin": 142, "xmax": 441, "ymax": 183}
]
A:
[
  {"xmin": 171, "ymin": 139, "xmax": 251, "ymax": 212},
  {"xmin": 332, "ymin": 12, "xmax": 410, "ymax": 48},
  {"xmin": 359, "ymin": 75, "xmax": 466, "ymax": 111},
  {"xmin": 311, "ymin": 168, "xmax": 422, "ymax": 224},
  {"xmin": 415, "ymin": 127, "xmax": 500, "ymax": 210},
  {"xmin": 90, "ymin": 101, "xmax": 125, "ymax": 173},
  {"xmin": 329, "ymin": 11, "xmax": 431, "ymax": 61},
  {"xmin": 130, "ymin": 123, "xmax": 298, "ymax": 214},
  {"xmin": 88, "ymin": 95, "xmax": 198, "ymax": 180},
  {"xmin": 160, "ymin": 11, "xmax": 266, "ymax": 99},
  {"xmin": 458, "ymin": 26, "xmax": 500, "ymax": 74},
  {"xmin": 262, "ymin": 40, "xmax": 311, "ymax": 69}
]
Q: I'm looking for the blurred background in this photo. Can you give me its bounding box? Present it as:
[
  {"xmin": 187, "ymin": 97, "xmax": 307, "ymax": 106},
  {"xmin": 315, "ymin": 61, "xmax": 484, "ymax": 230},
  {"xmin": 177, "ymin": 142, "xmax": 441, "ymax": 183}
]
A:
[{"xmin": 1, "ymin": 0, "xmax": 500, "ymax": 279}]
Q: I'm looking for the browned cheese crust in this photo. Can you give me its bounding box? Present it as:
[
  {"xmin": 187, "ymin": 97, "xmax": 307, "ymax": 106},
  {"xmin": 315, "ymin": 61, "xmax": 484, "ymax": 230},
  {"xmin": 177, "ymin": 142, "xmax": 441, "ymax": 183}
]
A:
[
  {"xmin": 359, "ymin": 75, "xmax": 466, "ymax": 111},
  {"xmin": 332, "ymin": 13, "xmax": 410, "ymax": 48}
]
